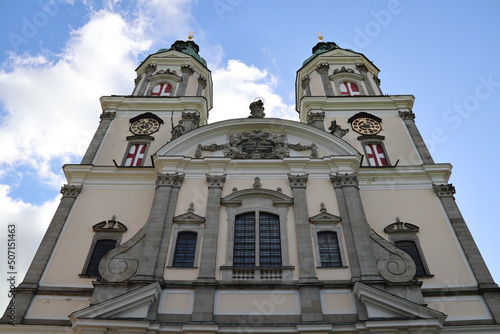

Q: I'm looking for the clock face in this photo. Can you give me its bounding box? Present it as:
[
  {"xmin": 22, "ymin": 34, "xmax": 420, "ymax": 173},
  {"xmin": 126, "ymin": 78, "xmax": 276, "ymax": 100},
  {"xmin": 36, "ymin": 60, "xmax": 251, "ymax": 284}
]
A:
[
  {"xmin": 130, "ymin": 118, "xmax": 160, "ymax": 135},
  {"xmin": 351, "ymin": 117, "xmax": 382, "ymax": 135}
]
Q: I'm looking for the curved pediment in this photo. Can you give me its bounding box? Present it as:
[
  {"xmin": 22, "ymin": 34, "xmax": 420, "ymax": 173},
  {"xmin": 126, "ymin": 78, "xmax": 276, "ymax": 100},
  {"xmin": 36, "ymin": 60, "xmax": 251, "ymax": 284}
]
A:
[{"xmin": 154, "ymin": 118, "xmax": 360, "ymax": 159}]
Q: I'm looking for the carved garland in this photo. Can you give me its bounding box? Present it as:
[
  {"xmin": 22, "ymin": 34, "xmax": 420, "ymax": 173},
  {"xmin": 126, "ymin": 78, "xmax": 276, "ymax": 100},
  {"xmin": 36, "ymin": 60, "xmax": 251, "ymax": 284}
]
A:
[{"xmin": 195, "ymin": 130, "xmax": 318, "ymax": 159}]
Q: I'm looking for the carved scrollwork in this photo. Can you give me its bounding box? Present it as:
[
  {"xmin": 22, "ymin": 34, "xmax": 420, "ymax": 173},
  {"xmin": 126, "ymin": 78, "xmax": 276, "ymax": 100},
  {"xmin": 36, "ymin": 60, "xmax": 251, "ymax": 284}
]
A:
[
  {"xmin": 370, "ymin": 230, "xmax": 416, "ymax": 282},
  {"xmin": 333, "ymin": 66, "xmax": 354, "ymax": 74},
  {"xmin": 329, "ymin": 173, "xmax": 359, "ymax": 188},
  {"xmin": 288, "ymin": 174, "xmax": 308, "ymax": 188},
  {"xmin": 156, "ymin": 173, "xmax": 184, "ymax": 188},
  {"xmin": 181, "ymin": 64, "xmax": 194, "ymax": 75},
  {"xmin": 99, "ymin": 235, "xmax": 143, "ymax": 282},
  {"xmin": 206, "ymin": 174, "xmax": 226, "ymax": 188},
  {"xmin": 433, "ymin": 184, "xmax": 456, "ymax": 198},
  {"xmin": 301, "ymin": 75, "xmax": 310, "ymax": 88},
  {"xmin": 316, "ymin": 63, "xmax": 330, "ymax": 74},
  {"xmin": 399, "ymin": 111, "xmax": 416, "ymax": 120},
  {"xmin": 355, "ymin": 63, "xmax": 368, "ymax": 72}
]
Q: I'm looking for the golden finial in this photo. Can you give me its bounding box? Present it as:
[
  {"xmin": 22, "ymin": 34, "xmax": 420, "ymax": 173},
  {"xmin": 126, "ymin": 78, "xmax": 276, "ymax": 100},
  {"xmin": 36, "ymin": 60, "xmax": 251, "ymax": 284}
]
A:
[
  {"xmin": 188, "ymin": 32, "xmax": 195, "ymax": 41},
  {"xmin": 317, "ymin": 32, "xmax": 324, "ymax": 42}
]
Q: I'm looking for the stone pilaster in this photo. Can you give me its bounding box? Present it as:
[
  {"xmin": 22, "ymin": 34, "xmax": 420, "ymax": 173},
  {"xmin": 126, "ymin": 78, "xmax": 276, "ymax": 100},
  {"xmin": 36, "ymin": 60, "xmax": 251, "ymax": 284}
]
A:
[
  {"xmin": 134, "ymin": 173, "xmax": 184, "ymax": 281},
  {"xmin": 330, "ymin": 174, "xmax": 379, "ymax": 281},
  {"xmin": 355, "ymin": 63, "xmax": 376, "ymax": 95},
  {"xmin": 433, "ymin": 184, "xmax": 500, "ymax": 322},
  {"xmin": 191, "ymin": 175, "xmax": 226, "ymax": 323},
  {"xmin": 316, "ymin": 63, "xmax": 334, "ymax": 96},
  {"xmin": 288, "ymin": 174, "xmax": 324, "ymax": 322},
  {"xmin": 81, "ymin": 111, "xmax": 116, "ymax": 164},
  {"xmin": 137, "ymin": 63, "xmax": 157, "ymax": 96},
  {"xmin": 399, "ymin": 111, "xmax": 434, "ymax": 164},
  {"xmin": 196, "ymin": 75, "xmax": 207, "ymax": 96},
  {"xmin": 0, "ymin": 185, "xmax": 82, "ymax": 323},
  {"xmin": 177, "ymin": 64, "xmax": 194, "ymax": 96},
  {"xmin": 301, "ymin": 75, "xmax": 311, "ymax": 97}
]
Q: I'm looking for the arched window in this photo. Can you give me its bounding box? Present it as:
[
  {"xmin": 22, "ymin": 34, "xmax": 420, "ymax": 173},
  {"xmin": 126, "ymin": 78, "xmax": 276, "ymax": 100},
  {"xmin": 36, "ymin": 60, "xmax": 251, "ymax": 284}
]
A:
[
  {"xmin": 84, "ymin": 239, "xmax": 117, "ymax": 276},
  {"xmin": 233, "ymin": 212, "xmax": 282, "ymax": 268},
  {"xmin": 317, "ymin": 231, "xmax": 342, "ymax": 267},
  {"xmin": 150, "ymin": 83, "xmax": 172, "ymax": 96},
  {"xmin": 173, "ymin": 231, "xmax": 198, "ymax": 267},
  {"xmin": 394, "ymin": 240, "xmax": 427, "ymax": 277},
  {"xmin": 340, "ymin": 82, "xmax": 360, "ymax": 96}
]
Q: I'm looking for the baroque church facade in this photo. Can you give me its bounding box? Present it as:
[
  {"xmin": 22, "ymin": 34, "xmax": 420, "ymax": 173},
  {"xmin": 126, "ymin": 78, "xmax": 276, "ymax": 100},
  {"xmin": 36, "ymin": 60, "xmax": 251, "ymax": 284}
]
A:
[{"xmin": 2, "ymin": 39, "xmax": 500, "ymax": 333}]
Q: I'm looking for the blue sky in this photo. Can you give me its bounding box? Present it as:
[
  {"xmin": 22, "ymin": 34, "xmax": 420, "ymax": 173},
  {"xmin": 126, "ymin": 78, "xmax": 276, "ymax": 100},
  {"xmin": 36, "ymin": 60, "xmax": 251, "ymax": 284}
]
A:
[{"xmin": 0, "ymin": 0, "xmax": 499, "ymax": 310}]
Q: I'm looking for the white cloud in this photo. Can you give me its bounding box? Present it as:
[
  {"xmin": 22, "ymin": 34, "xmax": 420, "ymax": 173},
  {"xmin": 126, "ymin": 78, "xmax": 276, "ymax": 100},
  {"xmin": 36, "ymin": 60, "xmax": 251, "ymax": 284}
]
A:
[
  {"xmin": 209, "ymin": 59, "xmax": 296, "ymax": 123},
  {"xmin": 0, "ymin": 185, "xmax": 60, "ymax": 312}
]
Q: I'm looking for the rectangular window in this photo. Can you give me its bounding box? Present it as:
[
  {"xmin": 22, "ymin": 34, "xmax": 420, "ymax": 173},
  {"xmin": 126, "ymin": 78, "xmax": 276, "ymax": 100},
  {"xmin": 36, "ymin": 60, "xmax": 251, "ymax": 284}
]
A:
[
  {"xmin": 172, "ymin": 232, "xmax": 197, "ymax": 267},
  {"xmin": 364, "ymin": 143, "xmax": 389, "ymax": 166},
  {"xmin": 233, "ymin": 212, "xmax": 282, "ymax": 268},
  {"xmin": 318, "ymin": 231, "xmax": 342, "ymax": 267},
  {"xmin": 124, "ymin": 144, "xmax": 147, "ymax": 166},
  {"xmin": 85, "ymin": 239, "xmax": 117, "ymax": 276},
  {"xmin": 394, "ymin": 240, "xmax": 427, "ymax": 276}
]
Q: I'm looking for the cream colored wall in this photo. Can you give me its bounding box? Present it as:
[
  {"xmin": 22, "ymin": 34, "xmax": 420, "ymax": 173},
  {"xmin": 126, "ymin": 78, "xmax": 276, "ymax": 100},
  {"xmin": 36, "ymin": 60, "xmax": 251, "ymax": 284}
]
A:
[
  {"xmin": 175, "ymin": 177, "xmax": 208, "ymax": 216},
  {"xmin": 360, "ymin": 188, "xmax": 475, "ymax": 287},
  {"xmin": 94, "ymin": 115, "xmax": 177, "ymax": 166},
  {"xmin": 25, "ymin": 295, "xmax": 90, "ymax": 320},
  {"xmin": 306, "ymin": 178, "xmax": 339, "ymax": 216},
  {"xmin": 214, "ymin": 290, "xmax": 301, "ymax": 315},
  {"xmin": 320, "ymin": 289, "xmax": 357, "ymax": 314},
  {"xmin": 41, "ymin": 188, "xmax": 154, "ymax": 286},
  {"xmin": 425, "ymin": 296, "xmax": 492, "ymax": 321},
  {"xmin": 308, "ymin": 72, "xmax": 324, "ymax": 96},
  {"xmin": 158, "ymin": 289, "xmax": 195, "ymax": 314}
]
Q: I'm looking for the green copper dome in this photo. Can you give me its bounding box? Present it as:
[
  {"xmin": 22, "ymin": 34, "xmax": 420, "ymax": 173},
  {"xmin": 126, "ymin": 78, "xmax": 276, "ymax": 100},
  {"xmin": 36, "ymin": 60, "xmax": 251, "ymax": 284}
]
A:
[
  {"xmin": 302, "ymin": 41, "xmax": 339, "ymax": 66},
  {"xmin": 156, "ymin": 40, "xmax": 207, "ymax": 68}
]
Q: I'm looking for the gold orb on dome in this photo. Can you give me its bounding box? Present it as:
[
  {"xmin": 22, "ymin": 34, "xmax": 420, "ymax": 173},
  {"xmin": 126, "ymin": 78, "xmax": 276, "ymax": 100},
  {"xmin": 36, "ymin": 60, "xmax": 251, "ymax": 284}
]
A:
[
  {"xmin": 188, "ymin": 32, "xmax": 195, "ymax": 41},
  {"xmin": 317, "ymin": 32, "xmax": 324, "ymax": 41}
]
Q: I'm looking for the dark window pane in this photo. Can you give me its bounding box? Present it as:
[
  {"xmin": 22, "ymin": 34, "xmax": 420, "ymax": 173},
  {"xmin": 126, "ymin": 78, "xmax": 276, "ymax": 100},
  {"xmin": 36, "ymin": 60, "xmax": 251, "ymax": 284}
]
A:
[
  {"xmin": 259, "ymin": 212, "xmax": 282, "ymax": 267},
  {"xmin": 394, "ymin": 240, "xmax": 427, "ymax": 276},
  {"xmin": 234, "ymin": 213, "xmax": 256, "ymax": 267},
  {"xmin": 85, "ymin": 239, "xmax": 117, "ymax": 276},
  {"xmin": 173, "ymin": 232, "xmax": 197, "ymax": 267},
  {"xmin": 318, "ymin": 231, "xmax": 342, "ymax": 267}
]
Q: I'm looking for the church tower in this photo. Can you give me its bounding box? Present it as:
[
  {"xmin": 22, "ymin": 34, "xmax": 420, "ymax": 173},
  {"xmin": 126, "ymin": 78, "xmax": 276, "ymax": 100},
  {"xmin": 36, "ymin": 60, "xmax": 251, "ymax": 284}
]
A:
[{"xmin": 2, "ymin": 38, "xmax": 500, "ymax": 334}]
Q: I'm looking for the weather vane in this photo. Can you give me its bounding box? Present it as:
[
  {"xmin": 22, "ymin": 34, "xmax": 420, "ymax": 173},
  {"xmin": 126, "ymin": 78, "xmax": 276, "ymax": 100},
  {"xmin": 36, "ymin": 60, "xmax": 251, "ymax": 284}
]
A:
[
  {"xmin": 188, "ymin": 32, "xmax": 195, "ymax": 41},
  {"xmin": 317, "ymin": 32, "xmax": 324, "ymax": 42}
]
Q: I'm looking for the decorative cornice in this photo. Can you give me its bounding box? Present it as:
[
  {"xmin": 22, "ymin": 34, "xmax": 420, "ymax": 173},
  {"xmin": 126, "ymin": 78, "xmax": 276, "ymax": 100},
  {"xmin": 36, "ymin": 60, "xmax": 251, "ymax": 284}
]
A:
[
  {"xmin": 384, "ymin": 219, "xmax": 420, "ymax": 234},
  {"xmin": 100, "ymin": 111, "xmax": 116, "ymax": 121},
  {"xmin": 154, "ymin": 68, "xmax": 177, "ymax": 76},
  {"xmin": 156, "ymin": 173, "xmax": 184, "ymax": 188},
  {"xmin": 206, "ymin": 174, "xmax": 226, "ymax": 188},
  {"xmin": 315, "ymin": 63, "xmax": 330, "ymax": 74},
  {"xmin": 60, "ymin": 185, "xmax": 82, "ymax": 198},
  {"xmin": 399, "ymin": 110, "xmax": 416, "ymax": 120},
  {"xmin": 145, "ymin": 63, "xmax": 157, "ymax": 75},
  {"xmin": 181, "ymin": 64, "xmax": 195, "ymax": 75},
  {"xmin": 288, "ymin": 174, "xmax": 308, "ymax": 188},
  {"xmin": 330, "ymin": 173, "xmax": 359, "ymax": 188},
  {"xmin": 333, "ymin": 66, "xmax": 355, "ymax": 75},
  {"xmin": 92, "ymin": 216, "xmax": 128, "ymax": 233},
  {"xmin": 433, "ymin": 184, "xmax": 455, "ymax": 198}
]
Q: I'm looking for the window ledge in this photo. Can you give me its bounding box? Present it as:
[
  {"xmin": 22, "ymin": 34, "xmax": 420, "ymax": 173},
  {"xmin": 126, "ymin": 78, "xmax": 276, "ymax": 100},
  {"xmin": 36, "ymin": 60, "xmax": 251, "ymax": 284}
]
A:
[
  {"xmin": 220, "ymin": 266, "xmax": 295, "ymax": 281},
  {"xmin": 166, "ymin": 266, "xmax": 199, "ymax": 269},
  {"xmin": 316, "ymin": 266, "xmax": 349, "ymax": 269}
]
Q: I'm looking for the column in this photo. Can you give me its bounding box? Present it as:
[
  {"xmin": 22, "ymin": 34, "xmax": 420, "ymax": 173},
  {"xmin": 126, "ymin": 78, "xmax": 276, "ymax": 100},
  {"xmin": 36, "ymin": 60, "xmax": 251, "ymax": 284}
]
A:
[
  {"xmin": 177, "ymin": 64, "xmax": 194, "ymax": 96},
  {"xmin": 191, "ymin": 174, "xmax": 226, "ymax": 323},
  {"xmin": 196, "ymin": 75, "xmax": 207, "ymax": 96},
  {"xmin": 301, "ymin": 75, "xmax": 311, "ymax": 97},
  {"xmin": 400, "ymin": 111, "xmax": 434, "ymax": 164},
  {"xmin": 355, "ymin": 63, "xmax": 376, "ymax": 95},
  {"xmin": 81, "ymin": 111, "xmax": 115, "ymax": 164},
  {"xmin": 316, "ymin": 63, "xmax": 334, "ymax": 96},
  {"xmin": 0, "ymin": 185, "xmax": 82, "ymax": 323},
  {"xmin": 134, "ymin": 173, "xmax": 184, "ymax": 281},
  {"xmin": 288, "ymin": 174, "xmax": 323, "ymax": 323},
  {"xmin": 434, "ymin": 184, "xmax": 500, "ymax": 322},
  {"xmin": 330, "ymin": 174, "xmax": 379, "ymax": 281}
]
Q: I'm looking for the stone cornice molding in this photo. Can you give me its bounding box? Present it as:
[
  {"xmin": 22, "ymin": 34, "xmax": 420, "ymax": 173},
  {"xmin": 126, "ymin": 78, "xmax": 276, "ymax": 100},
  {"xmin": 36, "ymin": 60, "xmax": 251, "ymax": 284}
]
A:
[
  {"xmin": 99, "ymin": 111, "xmax": 116, "ymax": 121},
  {"xmin": 288, "ymin": 174, "xmax": 309, "ymax": 188},
  {"xmin": 307, "ymin": 111, "xmax": 325, "ymax": 124},
  {"xmin": 330, "ymin": 173, "xmax": 359, "ymax": 188},
  {"xmin": 399, "ymin": 110, "xmax": 416, "ymax": 120},
  {"xmin": 155, "ymin": 173, "xmax": 184, "ymax": 188},
  {"xmin": 60, "ymin": 184, "xmax": 83, "ymax": 198},
  {"xmin": 206, "ymin": 174, "xmax": 226, "ymax": 188},
  {"xmin": 433, "ymin": 184, "xmax": 456, "ymax": 198}
]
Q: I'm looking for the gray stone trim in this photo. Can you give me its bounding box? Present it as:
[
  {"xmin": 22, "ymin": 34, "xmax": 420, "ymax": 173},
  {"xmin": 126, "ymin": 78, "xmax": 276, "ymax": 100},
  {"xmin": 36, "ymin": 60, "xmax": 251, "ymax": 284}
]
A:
[
  {"xmin": 355, "ymin": 63, "xmax": 376, "ymax": 95},
  {"xmin": 196, "ymin": 75, "xmax": 207, "ymax": 96},
  {"xmin": 329, "ymin": 174, "xmax": 380, "ymax": 281},
  {"xmin": 433, "ymin": 183, "xmax": 500, "ymax": 322},
  {"xmin": 81, "ymin": 111, "xmax": 116, "ymax": 164},
  {"xmin": 0, "ymin": 185, "xmax": 82, "ymax": 323},
  {"xmin": 301, "ymin": 75, "xmax": 311, "ymax": 97},
  {"xmin": 316, "ymin": 63, "xmax": 334, "ymax": 96},
  {"xmin": 136, "ymin": 63, "xmax": 156, "ymax": 96},
  {"xmin": 399, "ymin": 111, "xmax": 434, "ymax": 164},
  {"xmin": 177, "ymin": 64, "xmax": 194, "ymax": 96},
  {"xmin": 288, "ymin": 174, "xmax": 317, "ymax": 281}
]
